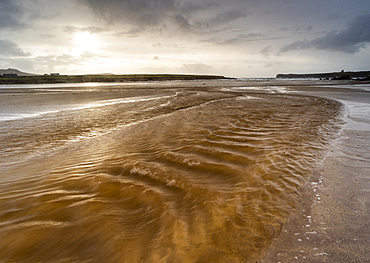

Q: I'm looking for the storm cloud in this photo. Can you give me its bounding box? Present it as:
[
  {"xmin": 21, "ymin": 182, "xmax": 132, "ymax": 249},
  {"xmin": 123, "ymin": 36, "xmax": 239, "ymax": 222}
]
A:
[
  {"xmin": 76, "ymin": 0, "xmax": 176, "ymax": 26},
  {"xmin": 0, "ymin": 0, "xmax": 26, "ymax": 29},
  {"xmin": 0, "ymin": 39, "xmax": 31, "ymax": 57},
  {"xmin": 74, "ymin": 0, "xmax": 247, "ymax": 33},
  {"xmin": 281, "ymin": 14, "xmax": 370, "ymax": 54},
  {"xmin": 1, "ymin": 0, "xmax": 370, "ymax": 77}
]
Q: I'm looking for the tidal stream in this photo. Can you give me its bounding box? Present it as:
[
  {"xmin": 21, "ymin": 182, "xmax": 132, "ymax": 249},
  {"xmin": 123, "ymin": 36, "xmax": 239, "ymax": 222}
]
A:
[{"xmin": 0, "ymin": 82, "xmax": 343, "ymax": 262}]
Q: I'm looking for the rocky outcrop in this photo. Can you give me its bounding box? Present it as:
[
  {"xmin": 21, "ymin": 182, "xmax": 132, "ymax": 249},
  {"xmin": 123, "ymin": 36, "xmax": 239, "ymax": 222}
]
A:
[{"xmin": 276, "ymin": 71, "xmax": 370, "ymax": 80}]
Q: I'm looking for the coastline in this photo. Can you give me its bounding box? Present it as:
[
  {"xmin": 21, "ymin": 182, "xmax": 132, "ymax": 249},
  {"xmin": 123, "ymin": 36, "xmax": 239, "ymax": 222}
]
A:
[
  {"xmin": 276, "ymin": 70, "xmax": 370, "ymax": 80},
  {"xmin": 259, "ymin": 131, "xmax": 370, "ymax": 263},
  {"xmin": 0, "ymin": 74, "xmax": 230, "ymax": 85},
  {"xmin": 259, "ymin": 84, "xmax": 370, "ymax": 262}
]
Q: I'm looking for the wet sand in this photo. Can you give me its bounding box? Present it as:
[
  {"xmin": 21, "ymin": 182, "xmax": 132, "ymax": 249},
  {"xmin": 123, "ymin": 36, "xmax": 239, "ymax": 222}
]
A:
[
  {"xmin": 258, "ymin": 83, "xmax": 370, "ymax": 262},
  {"xmin": 1, "ymin": 79, "xmax": 369, "ymax": 262},
  {"xmin": 155, "ymin": 80, "xmax": 370, "ymax": 262}
]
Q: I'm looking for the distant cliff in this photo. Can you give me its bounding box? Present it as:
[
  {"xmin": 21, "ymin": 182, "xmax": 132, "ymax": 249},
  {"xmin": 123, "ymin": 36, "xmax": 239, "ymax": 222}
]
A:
[{"xmin": 276, "ymin": 71, "xmax": 370, "ymax": 80}]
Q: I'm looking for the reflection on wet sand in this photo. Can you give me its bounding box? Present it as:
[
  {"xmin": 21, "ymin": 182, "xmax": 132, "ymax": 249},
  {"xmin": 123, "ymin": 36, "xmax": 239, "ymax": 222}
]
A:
[{"xmin": 0, "ymin": 84, "xmax": 342, "ymax": 262}]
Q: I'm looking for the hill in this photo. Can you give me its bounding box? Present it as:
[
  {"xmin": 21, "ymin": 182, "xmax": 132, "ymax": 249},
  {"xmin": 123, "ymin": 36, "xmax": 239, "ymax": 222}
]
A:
[
  {"xmin": 0, "ymin": 68, "xmax": 38, "ymax": 77},
  {"xmin": 0, "ymin": 73, "xmax": 230, "ymax": 84}
]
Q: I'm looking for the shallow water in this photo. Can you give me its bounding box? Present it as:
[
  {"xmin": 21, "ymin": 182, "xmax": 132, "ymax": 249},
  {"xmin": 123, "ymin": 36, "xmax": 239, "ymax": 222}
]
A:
[
  {"xmin": 256, "ymin": 82, "xmax": 370, "ymax": 262},
  {"xmin": 0, "ymin": 82, "xmax": 343, "ymax": 262}
]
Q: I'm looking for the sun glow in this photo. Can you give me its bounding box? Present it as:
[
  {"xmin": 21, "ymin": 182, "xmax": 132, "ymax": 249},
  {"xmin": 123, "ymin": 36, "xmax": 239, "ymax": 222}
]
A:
[{"xmin": 73, "ymin": 31, "xmax": 100, "ymax": 53}]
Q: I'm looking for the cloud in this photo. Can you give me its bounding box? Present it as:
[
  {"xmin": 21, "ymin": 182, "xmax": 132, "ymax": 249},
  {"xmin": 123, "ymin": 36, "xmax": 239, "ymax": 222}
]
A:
[
  {"xmin": 220, "ymin": 33, "xmax": 265, "ymax": 45},
  {"xmin": 0, "ymin": 39, "xmax": 31, "ymax": 57},
  {"xmin": 63, "ymin": 26, "xmax": 109, "ymax": 34},
  {"xmin": 261, "ymin": 45, "xmax": 272, "ymax": 58},
  {"xmin": 203, "ymin": 33, "xmax": 281, "ymax": 46},
  {"xmin": 114, "ymin": 28, "xmax": 143, "ymax": 38},
  {"xmin": 181, "ymin": 63, "xmax": 213, "ymax": 74},
  {"xmin": 281, "ymin": 14, "xmax": 370, "ymax": 54},
  {"xmin": 75, "ymin": 0, "xmax": 177, "ymax": 27},
  {"xmin": 80, "ymin": 51, "xmax": 108, "ymax": 59},
  {"xmin": 292, "ymin": 25, "xmax": 313, "ymax": 34},
  {"xmin": 142, "ymin": 62, "xmax": 215, "ymax": 75},
  {"xmin": 0, "ymin": 0, "xmax": 54, "ymax": 30},
  {"xmin": 74, "ymin": 0, "xmax": 247, "ymax": 33},
  {"xmin": 209, "ymin": 9, "xmax": 248, "ymax": 24},
  {"xmin": 152, "ymin": 42, "xmax": 179, "ymax": 48},
  {"xmin": 174, "ymin": 13, "xmax": 192, "ymax": 31},
  {"xmin": 0, "ymin": 0, "xmax": 26, "ymax": 29},
  {"xmin": 34, "ymin": 52, "xmax": 108, "ymax": 72}
]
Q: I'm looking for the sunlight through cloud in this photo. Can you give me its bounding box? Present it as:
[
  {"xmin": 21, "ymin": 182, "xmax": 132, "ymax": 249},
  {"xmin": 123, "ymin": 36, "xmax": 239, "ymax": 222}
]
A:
[{"xmin": 73, "ymin": 31, "xmax": 100, "ymax": 54}]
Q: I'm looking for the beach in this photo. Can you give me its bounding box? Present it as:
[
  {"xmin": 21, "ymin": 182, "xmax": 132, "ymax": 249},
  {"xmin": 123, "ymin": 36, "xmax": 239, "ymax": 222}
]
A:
[
  {"xmin": 0, "ymin": 79, "xmax": 369, "ymax": 262},
  {"xmin": 260, "ymin": 83, "xmax": 370, "ymax": 262}
]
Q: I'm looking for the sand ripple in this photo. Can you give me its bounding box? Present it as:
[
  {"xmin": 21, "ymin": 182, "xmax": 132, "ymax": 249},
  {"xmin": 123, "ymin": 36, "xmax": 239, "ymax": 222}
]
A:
[{"xmin": 0, "ymin": 88, "xmax": 342, "ymax": 262}]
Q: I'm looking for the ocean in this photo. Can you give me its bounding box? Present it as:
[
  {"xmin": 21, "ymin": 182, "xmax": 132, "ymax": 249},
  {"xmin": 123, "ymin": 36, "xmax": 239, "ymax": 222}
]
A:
[{"xmin": 0, "ymin": 79, "xmax": 369, "ymax": 262}]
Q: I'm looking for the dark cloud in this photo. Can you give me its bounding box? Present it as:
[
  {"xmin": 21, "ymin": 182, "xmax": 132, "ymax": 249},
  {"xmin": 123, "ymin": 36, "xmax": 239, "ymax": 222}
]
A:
[
  {"xmin": 261, "ymin": 45, "xmax": 272, "ymax": 58},
  {"xmin": 221, "ymin": 33, "xmax": 265, "ymax": 45},
  {"xmin": 174, "ymin": 13, "xmax": 192, "ymax": 31},
  {"xmin": 0, "ymin": 0, "xmax": 26, "ymax": 29},
  {"xmin": 281, "ymin": 14, "xmax": 370, "ymax": 54},
  {"xmin": 210, "ymin": 9, "xmax": 248, "ymax": 24},
  {"xmin": 200, "ymin": 33, "xmax": 282, "ymax": 46},
  {"xmin": 0, "ymin": 0, "xmax": 53, "ymax": 30},
  {"xmin": 0, "ymin": 39, "xmax": 31, "ymax": 57},
  {"xmin": 75, "ymin": 0, "xmax": 177, "ymax": 27},
  {"xmin": 74, "ymin": 0, "xmax": 247, "ymax": 33},
  {"xmin": 199, "ymin": 34, "xmax": 265, "ymax": 46},
  {"xmin": 175, "ymin": 0, "xmax": 222, "ymax": 14},
  {"xmin": 293, "ymin": 25, "xmax": 313, "ymax": 34}
]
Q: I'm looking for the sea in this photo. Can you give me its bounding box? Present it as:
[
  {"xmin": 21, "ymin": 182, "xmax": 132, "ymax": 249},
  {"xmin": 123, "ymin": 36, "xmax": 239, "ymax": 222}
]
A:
[{"xmin": 0, "ymin": 79, "xmax": 369, "ymax": 262}]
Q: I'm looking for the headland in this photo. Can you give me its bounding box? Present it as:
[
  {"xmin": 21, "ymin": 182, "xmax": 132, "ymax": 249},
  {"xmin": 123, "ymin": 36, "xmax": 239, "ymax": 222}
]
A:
[
  {"xmin": 0, "ymin": 68, "xmax": 231, "ymax": 85},
  {"xmin": 276, "ymin": 70, "xmax": 370, "ymax": 80}
]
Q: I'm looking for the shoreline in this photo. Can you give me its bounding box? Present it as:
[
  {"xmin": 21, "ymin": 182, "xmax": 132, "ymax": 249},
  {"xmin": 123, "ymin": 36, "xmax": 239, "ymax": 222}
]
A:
[
  {"xmin": 1, "ymin": 79, "xmax": 369, "ymax": 262},
  {"xmin": 259, "ymin": 132, "xmax": 370, "ymax": 263},
  {"xmin": 258, "ymin": 85, "xmax": 370, "ymax": 262}
]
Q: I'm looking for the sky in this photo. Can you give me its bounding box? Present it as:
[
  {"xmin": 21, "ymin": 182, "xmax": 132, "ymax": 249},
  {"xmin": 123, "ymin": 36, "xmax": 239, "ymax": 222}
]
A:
[{"xmin": 1, "ymin": 0, "xmax": 370, "ymax": 78}]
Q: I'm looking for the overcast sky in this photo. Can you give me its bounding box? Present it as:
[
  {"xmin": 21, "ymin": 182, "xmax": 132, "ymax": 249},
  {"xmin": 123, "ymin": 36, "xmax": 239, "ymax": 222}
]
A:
[{"xmin": 1, "ymin": 0, "xmax": 370, "ymax": 77}]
